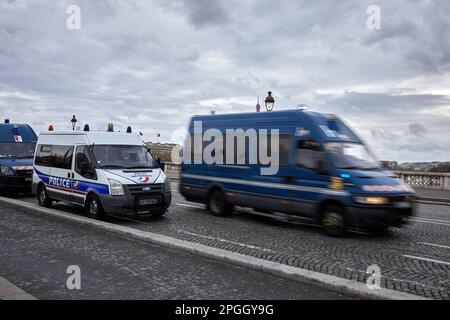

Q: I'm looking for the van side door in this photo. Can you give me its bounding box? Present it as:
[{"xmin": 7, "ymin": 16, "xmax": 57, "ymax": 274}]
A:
[
  {"xmin": 47, "ymin": 145, "xmax": 74, "ymax": 202},
  {"xmin": 286, "ymin": 140, "xmax": 331, "ymax": 217},
  {"xmin": 72, "ymin": 145, "xmax": 97, "ymax": 205}
]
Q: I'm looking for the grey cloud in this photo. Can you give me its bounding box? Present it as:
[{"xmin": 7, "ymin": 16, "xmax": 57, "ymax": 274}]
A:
[
  {"xmin": 407, "ymin": 123, "xmax": 427, "ymax": 137},
  {"xmin": 180, "ymin": 0, "xmax": 230, "ymax": 28}
]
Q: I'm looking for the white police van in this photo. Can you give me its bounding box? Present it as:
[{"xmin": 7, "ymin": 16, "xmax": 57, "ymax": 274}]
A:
[{"xmin": 32, "ymin": 126, "xmax": 171, "ymax": 219}]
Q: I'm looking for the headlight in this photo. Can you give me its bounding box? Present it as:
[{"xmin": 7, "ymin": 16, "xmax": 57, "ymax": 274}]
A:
[
  {"xmin": 0, "ymin": 166, "xmax": 15, "ymax": 176},
  {"xmin": 164, "ymin": 177, "xmax": 171, "ymax": 193},
  {"xmin": 354, "ymin": 196, "xmax": 389, "ymax": 205},
  {"xmin": 108, "ymin": 179, "xmax": 124, "ymax": 196}
]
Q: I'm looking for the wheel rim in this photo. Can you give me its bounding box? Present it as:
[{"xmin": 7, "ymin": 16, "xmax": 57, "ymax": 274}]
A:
[
  {"xmin": 323, "ymin": 211, "xmax": 344, "ymax": 231},
  {"xmin": 89, "ymin": 200, "xmax": 98, "ymax": 215},
  {"xmin": 210, "ymin": 193, "xmax": 222, "ymax": 213},
  {"xmin": 39, "ymin": 189, "xmax": 46, "ymax": 203}
]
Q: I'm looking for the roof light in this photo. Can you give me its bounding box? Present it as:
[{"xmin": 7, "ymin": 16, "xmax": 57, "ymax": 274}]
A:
[
  {"xmin": 48, "ymin": 125, "xmax": 54, "ymax": 131},
  {"xmin": 126, "ymin": 126, "xmax": 132, "ymax": 133},
  {"xmin": 83, "ymin": 124, "xmax": 90, "ymax": 132},
  {"xmin": 4, "ymin": 119, "xmax": 10, "ymax": 124},
  {"xmin": 107, "ymin": 123, "xmax": 114, "ymax": 132}
]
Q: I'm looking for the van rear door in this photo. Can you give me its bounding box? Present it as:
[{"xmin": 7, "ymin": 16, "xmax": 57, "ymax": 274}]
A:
[{"xmin": 47, "ymin": 144, "xmax": 74, "ymax": 202}]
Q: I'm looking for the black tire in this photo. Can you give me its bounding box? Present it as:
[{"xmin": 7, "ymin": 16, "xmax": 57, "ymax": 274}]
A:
[
  {"xmin": 85, "ymin": 194, "xmax": 104, "ymax": 220},
  {"xmin": 37, "ymin": 184, "xmax": 52, "ymax": 208},
  {"xmin": 321, "ymin": 204, "xmax": 348, "ymax": 237},
  {"xmin": 207, "ymin": 189, "xmax": 232, "ymax": 216}
]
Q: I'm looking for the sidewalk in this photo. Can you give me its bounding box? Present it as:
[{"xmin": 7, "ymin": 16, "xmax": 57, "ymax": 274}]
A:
[{"xmin": 414, "ymin": 188, "xmax": 450, "ymax": 203}]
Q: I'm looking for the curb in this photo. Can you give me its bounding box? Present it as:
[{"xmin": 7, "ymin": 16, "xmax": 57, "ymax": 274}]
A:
[
  {"xmin": 0, "ymin": 196, "xmax": 428, "ymax": 300},
  {"xmin": 0, "ymin": 276, "xmax": 36, "ymax": 300},
  {"xmin": 416, "ymin": 197, "xmax": 450, "ymax": 206}
]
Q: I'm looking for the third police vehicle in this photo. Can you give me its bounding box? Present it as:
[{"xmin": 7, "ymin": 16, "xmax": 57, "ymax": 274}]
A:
[
  {"xmin": 32, "ymin": 125, "xmax": 171, "ymax": 219},
  {"xmin": 0, "ymin": 119, "xmax": 37, "ymax": 193}
]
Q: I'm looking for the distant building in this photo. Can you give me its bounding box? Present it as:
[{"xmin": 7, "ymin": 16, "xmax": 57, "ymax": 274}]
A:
[
  {"xmin": 381, "ymin": 161, "xmax": 398, "ymax": 170},
  {"xmin": 146, "ymin": 142, "xmax": 181, "ymax": 163}
]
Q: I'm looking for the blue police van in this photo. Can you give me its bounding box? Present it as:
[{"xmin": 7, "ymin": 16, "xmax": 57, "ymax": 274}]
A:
[
  {"xmin": 0, "ymin": 119, "xmax": 37, "ymax": 193},
  {"xmin": 179, "ymin": 109, "xmax": 416, "ymax": 236}
]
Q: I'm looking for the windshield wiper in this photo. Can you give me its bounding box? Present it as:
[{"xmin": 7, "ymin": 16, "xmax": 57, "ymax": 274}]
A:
[
  {"xmin": 100, "ymin": 165, "xmax": 126, "ymax": 169},
  {"xmin": 126, "ymin": 165, "xmax": 157, "ymax": 169}
]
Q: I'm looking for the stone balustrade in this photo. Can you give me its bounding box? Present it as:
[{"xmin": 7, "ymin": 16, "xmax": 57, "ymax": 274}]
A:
[{"xmin": 395, "ymin": 171, "xmax": 450, "ymax": 190}]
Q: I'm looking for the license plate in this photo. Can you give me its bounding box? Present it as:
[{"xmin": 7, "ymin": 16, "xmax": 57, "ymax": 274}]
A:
[
  {"xmin": 25, "ymin": 177, "xmax": 32, "ymax": 182},
  {"xmin": 139, "ymin": 198, "xmax": 158, "ymax": 206},
  {"xmin": 394, "ymin": 201, "xmax": 411, "ymax": 208}
]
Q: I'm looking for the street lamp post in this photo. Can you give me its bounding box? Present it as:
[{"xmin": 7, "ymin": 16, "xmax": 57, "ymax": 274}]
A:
[
  {"xmin": 264, "ymin": 91, "xmax": 275, "ymax": 111},
  {"xmin": 71, "ymin": 115, "xmax": 77, "ymax": 131}
]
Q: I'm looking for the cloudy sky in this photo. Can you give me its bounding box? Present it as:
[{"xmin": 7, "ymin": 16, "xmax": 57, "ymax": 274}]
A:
[{"xmin": 0, "ymin": 0, "xmax": 449, "ymax": 162}]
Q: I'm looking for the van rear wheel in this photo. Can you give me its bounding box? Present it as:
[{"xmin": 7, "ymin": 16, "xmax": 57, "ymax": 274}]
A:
[
  {"xmin": 37, "ymin": 184, "xmax": 52, "ymax": 208},
  {"xmin": 85, "ymin": 194, "xmax": 104, "ymax": 220},
  {"xmin": 321, "ymin": 205, "xmax": 347, "ymax": 237},
  {"xmin": 207, "ymin": 190, "xmax": 231, "ymax": 216}
]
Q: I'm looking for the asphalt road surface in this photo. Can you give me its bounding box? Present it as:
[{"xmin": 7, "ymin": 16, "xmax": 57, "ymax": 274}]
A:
[
  {"xmin": 3, "ymin": 182, "xmax": 450, "ymax": 299},
  {"xmin": 0, "ymin": 201, "xmax": 346, "ymax": 300}
]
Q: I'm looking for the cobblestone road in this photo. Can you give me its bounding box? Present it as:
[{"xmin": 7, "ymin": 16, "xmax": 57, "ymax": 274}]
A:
[
  {"xmin": 6, "ymin": 183, "xmax": 450, "ymax": 299},
  {"xmin": 0, "ymin": 203, "xmax": 345, "ymax": 300}
]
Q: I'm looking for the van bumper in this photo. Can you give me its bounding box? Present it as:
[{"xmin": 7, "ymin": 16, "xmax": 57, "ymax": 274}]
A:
[
  {"xmin": 346, "ymin": 204, "xmax": 414, "ymax": 229},
  {"xmin": 0, "ymin": 176, "xmax": 32, "ymax": 193},
  {"xmin": 98, "ymin": 192, "xmax": 172, "ymax": 216}
]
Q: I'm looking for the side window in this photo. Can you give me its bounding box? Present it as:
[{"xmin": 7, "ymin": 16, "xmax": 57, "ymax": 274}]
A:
[
  {"xmin": 35, "ymin": 144, "xmax": 53, "ymax": 166},
  {"xmin": 35, "ymin": 145, "xmax": 73, "ymax": 169},
  {"xmin": 53, "ymin": 145, "xmax": 74, "ymax": 169},
  {"xmin": 296, "ymin": 140, "xmax": 321, "ymax": 170},
  {"xmin": 75, "ymin": 146, "xmax": 96, "ymax": 179}
]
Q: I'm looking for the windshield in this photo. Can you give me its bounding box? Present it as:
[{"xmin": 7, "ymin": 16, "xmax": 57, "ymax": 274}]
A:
[
  {"xmin": 0, "ymin": 142, "xmax": 36, "ymax": 159},
  {"xmin": 325, "ymin": 142, "xmax": 380, "ymax": 170},
  {"xmin": 92, "ymin": 145, "xmax": 157, "ymax": 169}
]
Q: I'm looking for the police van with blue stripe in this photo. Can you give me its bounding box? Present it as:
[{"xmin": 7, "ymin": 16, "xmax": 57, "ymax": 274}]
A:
[
  {"xmin": 180, "ymin": 109, "xmax": 416, "ymax": 236},
  {"xmin": 32, "ymin": 125, "xmax": 171, "ymax": 219},
  {"xmin": 0, "ymin": 119, "xmax": 37, "ymax": 193}
]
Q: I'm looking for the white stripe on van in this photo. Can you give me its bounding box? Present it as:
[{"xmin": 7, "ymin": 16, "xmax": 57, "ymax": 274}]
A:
[{"xmin": 181, "ymin": 173, "xmax": 348, "ymax": 196}]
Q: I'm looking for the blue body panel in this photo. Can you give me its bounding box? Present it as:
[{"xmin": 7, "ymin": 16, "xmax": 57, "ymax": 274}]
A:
[
  {"xmin": 0, "ymin": 123, "xmax": 38, "ymax": 143},
  {"xmin": 34, "ymin": 168, "xmax": 110, "ymax": 195},
  {"xmin": 180, "ymin": 109, "xmax": 415, "ymax": 229}
]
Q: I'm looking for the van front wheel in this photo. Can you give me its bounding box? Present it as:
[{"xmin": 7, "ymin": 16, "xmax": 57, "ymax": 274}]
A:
[
  {"xmin": 37, "ymin": 184, "xmax": 52, "ymax": 208},
  {"xmin": 321, "ymin": 205, "xmax": 347, "ymax": 237},
  {"xmin": 207, "ymin": 190, "xmax": 231, "ymax": 216},
  {"xmin": 85, "ymin": 194, "xmax": 104, "ymax": 220}
]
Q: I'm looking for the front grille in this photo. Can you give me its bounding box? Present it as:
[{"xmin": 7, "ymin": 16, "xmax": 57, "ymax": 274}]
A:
[
  {"xmin": 388, "ymin": 196, "xmax": 407, "ymax": 203},
  {"xmin": 16, "ymin": 170, "xmax": 33, "ymax": 178},
  {"xmin": 126, "ymin": 183, "xmax": 163, "ymax": 196}
]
